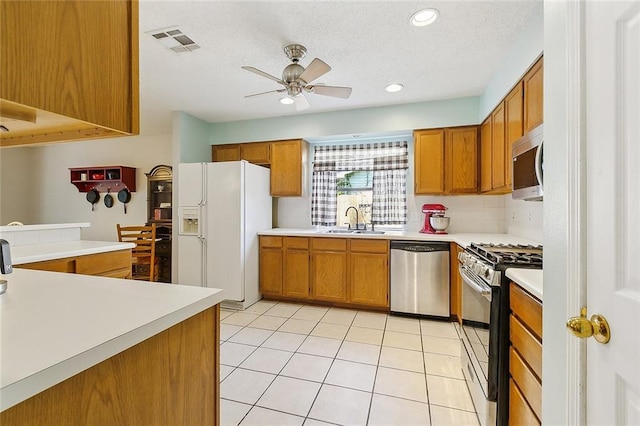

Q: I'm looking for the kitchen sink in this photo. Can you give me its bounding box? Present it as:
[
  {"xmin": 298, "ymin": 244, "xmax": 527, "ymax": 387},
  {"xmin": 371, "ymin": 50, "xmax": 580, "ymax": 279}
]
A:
[{"xmin": 320, "ymin": 229, "xmax": 385, "ymax": 235}]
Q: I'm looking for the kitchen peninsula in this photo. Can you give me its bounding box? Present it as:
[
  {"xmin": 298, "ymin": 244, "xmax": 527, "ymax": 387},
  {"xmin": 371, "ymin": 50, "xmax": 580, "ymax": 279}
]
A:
[{"xmin": 0, "ymin": 269, "xmax": 225, "ymax": 424}]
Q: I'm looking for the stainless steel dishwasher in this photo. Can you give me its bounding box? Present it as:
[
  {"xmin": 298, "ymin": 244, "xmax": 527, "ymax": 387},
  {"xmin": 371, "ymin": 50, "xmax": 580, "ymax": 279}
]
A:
[{"xmin": 390, "ymin": 241, "xmax": 450, "ymax": 317}]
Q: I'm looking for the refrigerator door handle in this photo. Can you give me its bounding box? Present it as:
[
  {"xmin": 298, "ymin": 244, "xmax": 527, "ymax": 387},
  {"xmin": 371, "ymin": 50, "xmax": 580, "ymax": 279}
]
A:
[{"xmin": 199, "ymin": 236, "xmax": 207, "ymax": 287}]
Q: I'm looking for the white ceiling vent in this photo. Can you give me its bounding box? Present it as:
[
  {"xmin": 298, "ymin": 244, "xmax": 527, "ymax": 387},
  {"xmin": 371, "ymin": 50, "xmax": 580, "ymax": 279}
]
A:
[{"xmin": 147, "ymin": 27, "xmax": 200, "ymax": 53}]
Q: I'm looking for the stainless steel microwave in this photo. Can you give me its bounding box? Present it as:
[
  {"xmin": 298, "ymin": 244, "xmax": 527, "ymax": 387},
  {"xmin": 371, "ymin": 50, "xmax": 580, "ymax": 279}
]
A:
[{"xmin": 512, "ymin": 124, "xmax": 543, "ymax": 201}]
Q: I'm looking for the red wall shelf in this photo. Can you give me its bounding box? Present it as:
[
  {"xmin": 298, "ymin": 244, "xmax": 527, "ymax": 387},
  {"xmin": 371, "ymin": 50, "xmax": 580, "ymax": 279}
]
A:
[{"xmin": 69, "ymin": 166, "xmax": 136, "ymax": 193}]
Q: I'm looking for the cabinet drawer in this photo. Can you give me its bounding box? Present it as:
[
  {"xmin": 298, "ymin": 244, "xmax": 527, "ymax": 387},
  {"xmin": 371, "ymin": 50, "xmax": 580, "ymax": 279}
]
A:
[
  {"xmin": 76, "ymin": 250, "xmax": 132, "ymax": 276},
  {"xmin": 510, "ymin": 314, "xmax": 542, "ymax": 380},
  {"xmin": 285, "ymin": 237, "xmax": 309, "ymax": 250},
  {"xmin": 510, "ymin": 347, "xmax": 542, "ymax": 419},
  {"xmin": 260, "ymin": 236, "xmax": 283, "ymax": 248},
  {"xmin": 17, "ymin": 257, "xmax": 76, "ymax": 273},
  {"xmin": 509, "ymin": 378, "xmax": 541, "ymax": 426},
  {"xmin": 510, "ymin": 283, "xmax": 543, "ymax": 339},
  {"xmin": 349, "ymin": 239, "xmax": 388, "ymax": 254},
  {"xmin": 312, "ymin": 238, "xmax": 347, "ymax": 251}
]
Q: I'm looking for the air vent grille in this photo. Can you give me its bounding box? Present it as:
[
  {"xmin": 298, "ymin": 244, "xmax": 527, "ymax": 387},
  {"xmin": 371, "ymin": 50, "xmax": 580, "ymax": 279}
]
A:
[{"xmin": 147, "ymin": 27, "xmax": 200, "ymax": 53}]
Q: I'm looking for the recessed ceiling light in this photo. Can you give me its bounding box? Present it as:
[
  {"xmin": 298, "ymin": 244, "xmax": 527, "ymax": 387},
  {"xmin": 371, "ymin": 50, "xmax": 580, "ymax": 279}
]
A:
[
  {"xmin": 410, "ymin": 8, "xmax": 439, "ymax": 27},
  {"xmin": 279, "ymin": 97, "xmax": 294, "ymax": 105},
  {"xmin": 385, "ymin": 83, "xmax": 404, "ymax": 93}
]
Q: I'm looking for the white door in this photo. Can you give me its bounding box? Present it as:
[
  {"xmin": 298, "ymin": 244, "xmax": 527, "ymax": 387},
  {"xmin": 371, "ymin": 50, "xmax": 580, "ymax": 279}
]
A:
[{"xmin": 585, "ymin": 1, "xmax": 640, "ymax": 423}]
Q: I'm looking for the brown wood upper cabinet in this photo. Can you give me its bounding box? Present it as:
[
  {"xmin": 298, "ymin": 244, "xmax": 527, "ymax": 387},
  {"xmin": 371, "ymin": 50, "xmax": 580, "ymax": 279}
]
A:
[
  {"xmin": 213, "ymin": 139, "xmax": 307, "ymax": 197},
  {"xmin": 505, "ymin": 82, "xmax": 524, "ymax": 187},
  {"xmin": 0, "ymin": 1, "xmax": 139, "ymax": 147},
  {"xmin": 480, "ymin": 56, "xmax": 540, "ymax": 194},
  {"xmin": 241, "ymin": 142, "xmax": 271, "ymax": 165},
  {"xmin": 414, "ymin": 126, "xmax": 479, "ymax": 195},
  {"xmin": 211, "ymin": 144, "xmax": 241, "ymax": 162},
  {"xmin": 270, "ymin": 139, "xmax": 308, "ymax": 197},
  {"xmin": 524, "ymin": 57, "xmax": 544, "ymax": 133}
]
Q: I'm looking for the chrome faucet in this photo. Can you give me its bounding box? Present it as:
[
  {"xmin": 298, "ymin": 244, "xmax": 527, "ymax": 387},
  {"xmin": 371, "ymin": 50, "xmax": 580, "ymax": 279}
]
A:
[{"xmin": 345, "ymin": 206, "xmax": 360, "ymax": 230}]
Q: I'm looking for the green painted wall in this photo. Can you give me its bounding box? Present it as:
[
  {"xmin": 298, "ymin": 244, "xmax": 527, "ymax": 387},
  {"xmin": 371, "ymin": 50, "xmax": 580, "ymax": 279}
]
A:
[
  {"xmin": 209, "ymin": 96, "xmax": 480, "ymax": 145},
  {"xmin": 176, "ymin": 112, "xmax": 212, "ymax": 163}
]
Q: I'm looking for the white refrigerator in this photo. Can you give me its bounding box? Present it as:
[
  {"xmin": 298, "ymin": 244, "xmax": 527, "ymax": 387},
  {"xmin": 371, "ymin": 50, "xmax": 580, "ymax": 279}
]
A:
[{"xmin": 177, "ymin": 161, "xmax": 272, "ymax": 310}]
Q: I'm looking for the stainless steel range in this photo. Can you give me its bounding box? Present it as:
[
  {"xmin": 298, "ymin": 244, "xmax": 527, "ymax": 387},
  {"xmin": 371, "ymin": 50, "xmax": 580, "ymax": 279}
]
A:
[{"xmin": 458, "ymin": 243, "xmax": 542, "ymax": 426}]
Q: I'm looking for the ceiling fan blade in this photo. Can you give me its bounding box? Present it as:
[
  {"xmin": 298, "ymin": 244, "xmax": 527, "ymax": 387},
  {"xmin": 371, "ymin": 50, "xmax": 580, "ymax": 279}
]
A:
[
  {"xmin": 298, "ymin": 58, "xmax": 331, "ymax": 84},
  {"xmin": 241, "ymin": 66, "xmax": 283, "ymax": 84},
  {"xmin": 245, "ymin": 89, "xmax": 286, "ymax": 98},
  {"xmin": 294, "ymin": 95, "xmax": 310, "ymax": 111},
  {"xmin": 309, "ymin": 85, "xmax": 352, "ymax": 99}
]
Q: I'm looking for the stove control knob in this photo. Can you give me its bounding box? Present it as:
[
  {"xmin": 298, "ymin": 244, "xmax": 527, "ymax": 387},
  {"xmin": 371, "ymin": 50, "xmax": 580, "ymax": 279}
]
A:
[{"xmin": 484, "ymin": 269, "xmax": 491, "ymax": 279}]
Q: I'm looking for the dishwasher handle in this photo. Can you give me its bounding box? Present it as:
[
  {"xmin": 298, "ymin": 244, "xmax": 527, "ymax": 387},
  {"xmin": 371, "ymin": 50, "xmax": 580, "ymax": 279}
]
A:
[{"xmin": 390, "ymin": 241, "xmax": 449, "ymax": 253}]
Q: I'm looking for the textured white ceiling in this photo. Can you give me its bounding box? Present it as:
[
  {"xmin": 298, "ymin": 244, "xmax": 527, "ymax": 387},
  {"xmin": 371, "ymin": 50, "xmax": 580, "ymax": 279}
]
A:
[{"xmin": 138, "ymin": 0, "xmax": 540, "ymax": 132}]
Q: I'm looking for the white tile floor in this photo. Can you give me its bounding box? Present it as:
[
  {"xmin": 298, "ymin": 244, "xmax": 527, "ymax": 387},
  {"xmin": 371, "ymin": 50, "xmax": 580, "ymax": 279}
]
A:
[{"xmin": 220, "ymin": 301, "xmax": 480, "ymax": 426}]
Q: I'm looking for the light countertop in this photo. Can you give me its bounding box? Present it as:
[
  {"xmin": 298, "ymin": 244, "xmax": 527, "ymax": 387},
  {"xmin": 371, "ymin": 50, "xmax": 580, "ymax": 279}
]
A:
[
  {"xmin": 0, "ymin": 222, "xmax": 90, "ymax": 233},
  {"xmin": 259, "ymin": 228, "xmax": 542, "ymax": 248},
  {"xmin": 0, "ymin": 269, "xmax": 225, "ymax": 411},
  {"xmin": 506, "ymin": 268, "xmax": 543, "ymax": 300},
  {"xmin": 11, "ymin": 240, "xmax": 135, "ymax": 265}
]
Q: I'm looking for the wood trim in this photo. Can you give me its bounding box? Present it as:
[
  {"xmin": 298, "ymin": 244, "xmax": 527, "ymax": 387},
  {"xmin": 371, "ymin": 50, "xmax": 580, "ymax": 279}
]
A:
[
  {"xmin": 510, "ymin": 282, "xmax": 543, "ymax": 339},
  {"xmin": 509, "ymin": 378, "xmax": 541, "ymax": 426},
  {"xmin": 1, "ymin": 307, "xmax": 219, "ymax": 425},
  {"xmin": 510, "ymin": 347, "xmax": 542, "ymax": 420},
  {"xmin": 510, "ymin": 314, "xmax": 542, "ymax": 380}
]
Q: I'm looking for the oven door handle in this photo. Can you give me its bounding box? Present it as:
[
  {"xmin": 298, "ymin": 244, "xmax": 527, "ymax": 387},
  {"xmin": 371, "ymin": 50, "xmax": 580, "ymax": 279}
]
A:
[{"xmin": 459, "ymin": 266, "xmax": 492, "ymax": 301}]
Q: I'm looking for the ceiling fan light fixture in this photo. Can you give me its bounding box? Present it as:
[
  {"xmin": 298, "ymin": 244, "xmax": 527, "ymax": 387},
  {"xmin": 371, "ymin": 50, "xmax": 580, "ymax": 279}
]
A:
[
  {"xmin": 385, "ymin": 83, "xmax": 404, "ymax": 93},
  {"xmin": 279, "ymin": 97, "xmax": 295, "ymax": 105},
  {"xmin": 410, "ymin": 8, "xmax": 439, "ymax": 27}
]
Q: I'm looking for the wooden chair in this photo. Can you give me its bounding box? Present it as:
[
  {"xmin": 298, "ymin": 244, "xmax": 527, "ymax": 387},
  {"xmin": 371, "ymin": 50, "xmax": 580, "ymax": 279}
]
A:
[{"xmin": 116, "ymin": 224, "xmax": 158, "ymax": 282}]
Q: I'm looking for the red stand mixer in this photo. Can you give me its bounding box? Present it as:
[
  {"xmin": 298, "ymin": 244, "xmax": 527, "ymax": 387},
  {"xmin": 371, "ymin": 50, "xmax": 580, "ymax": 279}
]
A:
[{"xmin": 419, "ymin": 203, "xmax": 450, "ymax": 234}]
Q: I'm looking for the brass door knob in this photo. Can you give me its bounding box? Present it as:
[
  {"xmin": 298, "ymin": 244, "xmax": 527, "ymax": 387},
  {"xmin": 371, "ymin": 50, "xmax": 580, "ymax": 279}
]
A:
[{"xmin": 566, "ymin": 306, "xmax": 611, "ymax": 344}]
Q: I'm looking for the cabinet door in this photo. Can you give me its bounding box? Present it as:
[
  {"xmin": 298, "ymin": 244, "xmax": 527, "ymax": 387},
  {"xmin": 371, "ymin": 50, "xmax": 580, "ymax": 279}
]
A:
[
  {"xmin": 1, "ymin": 0, "xmax": 139, "ymax": 146},
  {"xmin": 259, "ymin": 247, "xmax": 283, "ymax": 296},
  {"xmin": 211, "ymin": 144, "xmax": 240, "ymax": 162},
  {"xmin": 491, "ymin": 103, "xmax": 506, "ymax": 189},
  {"xmin": 241, "ymin": 142, "xmax": 270, "ymax": 165},
  {"xmin": 311, "ymin": 251, "xmax": 348, "ymax": 302},
  {"xmin": 505, "ymin": 82, "xmax": 524, "ymax": 187},
  {"xmin": 524, "ymin": 57, "xmax": 544, "ymax": 133},
  {"xmin": 283, "ymin": 249, "xmax": 309, "ymax": 298},
  {"xmin": 480, "ymin": 118, "xmax": 492, "ymax": 192},
  {"xmin": 350, "ymin": 252, "xmax": 388, "ymax": 308},
  {"xmin": 446, "ymin": 127, "xmax": 478, "ymax": 194},
  {"xmin": 414, "ymin": 129, "xmax": 445, "ymax": 194},
  {"xmin": 271, "ymin": 140, "xmax": 304, "ymax": 196}
]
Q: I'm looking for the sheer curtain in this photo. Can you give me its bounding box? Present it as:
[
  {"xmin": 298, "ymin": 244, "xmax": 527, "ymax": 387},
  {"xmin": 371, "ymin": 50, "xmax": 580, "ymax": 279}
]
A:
[{"xmin": 311, "ymin": 141, "xmax": 408, "ymax": 226}]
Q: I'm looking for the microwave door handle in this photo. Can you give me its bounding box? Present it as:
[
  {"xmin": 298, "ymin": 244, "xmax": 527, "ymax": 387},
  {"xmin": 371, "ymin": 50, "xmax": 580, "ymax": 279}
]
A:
[
  {"xmin": 535, "ymin": 140, "xmax": 544, "ymax": 191},
  {"xmin": 459, "ymin": 266, "xmax": 492, "ymax": 301}
]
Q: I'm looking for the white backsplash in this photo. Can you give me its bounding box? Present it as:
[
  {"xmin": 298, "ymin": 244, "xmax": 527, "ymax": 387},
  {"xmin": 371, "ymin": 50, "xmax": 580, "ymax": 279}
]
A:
[
  {"xmin": 504, "ymin": 194, "xmax": 543, "ymax": 242},
  {"xmin": 275, "ymin": 191, "xmax": 543, "ymax": 242}
]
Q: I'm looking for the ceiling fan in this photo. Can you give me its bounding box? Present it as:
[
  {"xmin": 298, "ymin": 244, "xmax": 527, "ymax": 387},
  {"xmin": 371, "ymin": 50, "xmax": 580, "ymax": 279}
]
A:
[{"xmin": 242, "ymin": 44, "xmax": 352, "ymax": 111}]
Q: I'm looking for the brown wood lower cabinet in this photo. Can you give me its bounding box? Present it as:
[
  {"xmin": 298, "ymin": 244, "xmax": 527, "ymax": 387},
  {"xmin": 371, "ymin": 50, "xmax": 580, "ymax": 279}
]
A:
[
  {"xmin": 509, "ymin": 282, "xmax": 543, "ymax": 425},
  {"xmin": 349, "ymin": 239, "xmax": 388, "ymax": 308},
  {"xmin": 1, "ymin": 306, "xmax": 219, "ymax": 425},
  {"xmin": 16, "ymin": 249, "xmax": 132, "ymax": 279},
  {"xmin": 283, "ymin": 237, "xmax": 310, "ymax": 298},
  {"xmin": 259, "ymin": 236, "xmax": 389, "ymax": 310},
  {"xmin": 311, "ymin": 238, "xmax": 348, "ymax": 302}
]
